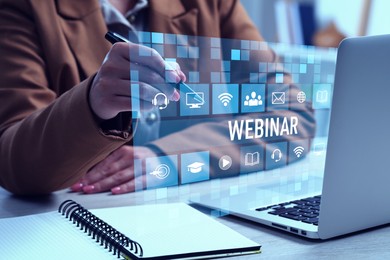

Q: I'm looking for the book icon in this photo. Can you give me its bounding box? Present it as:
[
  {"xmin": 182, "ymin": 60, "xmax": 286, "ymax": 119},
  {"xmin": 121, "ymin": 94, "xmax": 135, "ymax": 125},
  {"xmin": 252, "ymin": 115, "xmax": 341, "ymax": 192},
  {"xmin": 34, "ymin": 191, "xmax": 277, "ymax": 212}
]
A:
[{"xmin": 244, "ymin": 152, "xmax": 260, "ymax": 166}]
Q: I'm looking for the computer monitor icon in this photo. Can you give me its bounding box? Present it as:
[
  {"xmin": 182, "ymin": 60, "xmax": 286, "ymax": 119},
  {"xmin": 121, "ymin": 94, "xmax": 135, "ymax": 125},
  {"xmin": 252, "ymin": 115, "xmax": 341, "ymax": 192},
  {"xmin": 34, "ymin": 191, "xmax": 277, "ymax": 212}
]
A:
[{"xmin": 186, "ymin": 92, "xmax": 205, "ymax": 108}]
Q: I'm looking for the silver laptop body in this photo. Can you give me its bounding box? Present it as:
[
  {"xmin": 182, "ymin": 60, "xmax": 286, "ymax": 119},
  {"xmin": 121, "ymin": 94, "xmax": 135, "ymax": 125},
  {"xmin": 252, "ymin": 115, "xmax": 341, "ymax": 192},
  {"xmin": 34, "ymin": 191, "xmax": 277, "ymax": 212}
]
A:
[{"xmin": 192, "ymin": 35, "xmax": 390, "ymax": 239}]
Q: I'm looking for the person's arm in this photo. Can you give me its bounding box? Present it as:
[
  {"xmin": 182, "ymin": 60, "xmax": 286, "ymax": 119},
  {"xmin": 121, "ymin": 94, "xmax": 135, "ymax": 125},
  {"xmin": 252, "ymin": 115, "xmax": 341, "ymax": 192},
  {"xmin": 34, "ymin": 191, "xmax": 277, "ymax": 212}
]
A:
[
  {"xmin": 0, "ymin": 1, "xmax": 133, "ymax": 195},
  {"xmin": 0, "ymin": 0, "xmax": 183, "ymax": 195}
]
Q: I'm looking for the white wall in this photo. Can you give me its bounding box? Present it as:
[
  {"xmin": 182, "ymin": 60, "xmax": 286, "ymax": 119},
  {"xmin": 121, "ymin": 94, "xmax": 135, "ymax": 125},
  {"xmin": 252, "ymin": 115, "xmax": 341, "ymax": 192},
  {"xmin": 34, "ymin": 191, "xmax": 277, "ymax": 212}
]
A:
[{"xmin": 240, "ymin": 0, "xmax": 390, "ymax": 43}]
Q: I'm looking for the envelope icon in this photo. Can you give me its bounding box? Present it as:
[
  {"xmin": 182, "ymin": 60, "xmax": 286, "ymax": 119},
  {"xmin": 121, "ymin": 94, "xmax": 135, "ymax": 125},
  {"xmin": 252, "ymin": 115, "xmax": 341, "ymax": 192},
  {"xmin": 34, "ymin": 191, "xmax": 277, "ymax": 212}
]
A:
[{"xmin": 272, "ymin": 92, "xmax": 286, "ymax": 104}]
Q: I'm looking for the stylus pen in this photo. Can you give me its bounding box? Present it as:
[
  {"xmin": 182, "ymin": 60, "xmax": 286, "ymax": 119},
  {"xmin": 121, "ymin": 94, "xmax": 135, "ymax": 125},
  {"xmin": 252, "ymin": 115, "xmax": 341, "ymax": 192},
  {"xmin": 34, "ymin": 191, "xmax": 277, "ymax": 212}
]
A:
[{"xmin": 105, "ymin": 31, "xmax": 204, "ymax": 102}]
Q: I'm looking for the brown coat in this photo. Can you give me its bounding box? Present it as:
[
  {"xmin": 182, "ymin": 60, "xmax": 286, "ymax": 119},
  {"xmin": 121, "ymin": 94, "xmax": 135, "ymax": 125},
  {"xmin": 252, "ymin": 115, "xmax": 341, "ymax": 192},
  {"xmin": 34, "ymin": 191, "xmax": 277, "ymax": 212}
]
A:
[{"xmin": 0, "ymin": 0, "xmax": 263, "ymax": 194}]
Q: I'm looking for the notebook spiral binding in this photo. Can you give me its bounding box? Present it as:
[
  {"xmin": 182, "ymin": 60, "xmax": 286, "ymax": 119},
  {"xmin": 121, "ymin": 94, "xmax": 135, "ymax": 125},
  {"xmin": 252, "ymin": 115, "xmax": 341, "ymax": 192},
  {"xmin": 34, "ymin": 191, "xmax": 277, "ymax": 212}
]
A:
[{"xmin": 59, "ymin": 200, "xmax": 143, "ymax": 258}]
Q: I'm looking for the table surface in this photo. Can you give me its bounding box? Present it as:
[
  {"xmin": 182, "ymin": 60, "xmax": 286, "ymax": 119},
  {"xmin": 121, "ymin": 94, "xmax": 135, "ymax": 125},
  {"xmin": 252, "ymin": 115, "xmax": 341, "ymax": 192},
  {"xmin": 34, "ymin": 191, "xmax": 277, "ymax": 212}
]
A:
[{"xmin": 2, "ymin": 153, "xmax": 390, "ymax": 259}]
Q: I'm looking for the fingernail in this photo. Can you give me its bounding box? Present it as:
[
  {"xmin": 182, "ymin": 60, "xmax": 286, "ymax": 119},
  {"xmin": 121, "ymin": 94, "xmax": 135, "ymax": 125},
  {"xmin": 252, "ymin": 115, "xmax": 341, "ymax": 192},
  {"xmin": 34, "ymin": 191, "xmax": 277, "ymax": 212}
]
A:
[
  {"xmin": 70, "ymin": 182, "xmax": 83, "ymax": 192},
  {"xmin": 179, "ymin": 71, "xmax": 187, "ymax": 82},
  {"xmin": 111, "ymin": 187, "xmax": 121, "ymax": 194},
  {"xmin": 83, "ymin": 185, "xmax": 95, "ymax": 194},
  {"xmin": 172, "ymin": 90, "xmax": 180, "ymax": 101}
]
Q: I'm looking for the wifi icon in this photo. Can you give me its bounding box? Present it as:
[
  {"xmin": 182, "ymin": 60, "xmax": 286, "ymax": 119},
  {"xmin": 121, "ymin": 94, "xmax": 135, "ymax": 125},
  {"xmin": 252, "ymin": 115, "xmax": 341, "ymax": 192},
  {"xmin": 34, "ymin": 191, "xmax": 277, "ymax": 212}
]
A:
[
  {"xmin": 293, "ymin": 146, "xmax": 305, "ymax": 158},
  {"xmin": 218, "ymin": 93, "xmax": 233, "ymax": 106}
]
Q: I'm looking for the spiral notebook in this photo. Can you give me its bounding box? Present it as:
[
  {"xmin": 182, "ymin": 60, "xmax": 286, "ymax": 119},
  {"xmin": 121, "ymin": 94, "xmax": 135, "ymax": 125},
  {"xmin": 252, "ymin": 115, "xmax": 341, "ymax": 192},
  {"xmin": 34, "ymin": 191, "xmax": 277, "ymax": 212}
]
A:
[{"xmin": 0, "ymin": 201, "xmax": 260, "ymax": 259}]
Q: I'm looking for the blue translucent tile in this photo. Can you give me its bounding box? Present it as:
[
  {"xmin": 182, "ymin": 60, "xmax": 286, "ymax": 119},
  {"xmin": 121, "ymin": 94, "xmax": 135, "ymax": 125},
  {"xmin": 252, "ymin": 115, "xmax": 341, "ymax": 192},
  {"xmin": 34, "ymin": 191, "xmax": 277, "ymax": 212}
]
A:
[
  {"xmin": 241, "ymin": 84, "xmax": 265, "ymax": 113},
  {"xmin": 211, "ymin": 72, "xmax": 221, "ymax": 83},
  {"xmin": 180, "ymin": 84, "xmax": 209, "ymax": 116},
  {"xmin": 177, "ymin": 34, "xmax": 188, "ymax": 45},
  {"xmin": 188, "ymin": 46, "xmax": 199, "ymax": 58},
  {"xmin": 189, "ymin": 71, "xmax": 200, "ymax": 83},
  {"xmin": 151, "ymin": 32, "xmax": 164, "ymax": 44},
  {"xmin": 133, "ymin": 159, "xmax": 143, "ymax": 190},
  {"xmin": 295, "ymin": 182, "xmax": 302, "ymax": 192},
  {"xmin": 180, "ymin": 151, "xmax": 210, "ymax": 184},
  {"xmin": 307, "ymin": 54, "xmax": 315, "ymax": 64},
  {"xmin": 139, "ymin": 45, "xmax": 152, "ymax": 56},
  {"xmin": 314, "ymin": 64, "xmax": 321, "ymax": 73},
  {"xmin": 212, "ymin": 84, "xmax": 239, "ymax": 114},
  {"xmin": 327, "ymin": 74, "xmax": 334, "ymax": 83},
  {"xmin": 292, "ymin": 64, "xmax": 300, "ymax": 73},
  {"xmin": 284, "ymin": 63, "xmax": 292, "ymax": 73},
  {"xmin": 231, "ymin": 49, "xmax": 241, "ymax": 60},
  {"xmin": 313, "ymin": 83, "xmax": 332, "ymax": 109},
  {"xmin": 222, "ymin": 61, "xmax": 231, "ymax": 71},
  {"xmin": 152, "ymin": 44, "xmax": 164, "ymax": 56},
  {"xmin": 268, "ymin": 62, "xmax": 276, "ymax": 72},
  {"xmin": 211, "ymin": 48, "xmax": 221, "ymax": 60},
  {"xmin": 300, "ymin": 64, "xmax": 307, "ymax": 74},
  {"xmin": 296, "ymin": 84, "xmax": 312, "ymax": 103},
  {"xmin": 292, "ymin": 73, "xmax": 300, "ymax": 83},
  {"xmin": 259, "ymin": 62, "xmax": 267, "ymax": 72},
  {"xmin": 164, "ymin": 58, "xmax": 176, "ymax": 70},
  {"xmin": 313, "ymin": 74, "xmax": 321, "ymax": 83},
  {"xmin": 164, "ymin": 33, "xmax": 176, "ymax": 44},
  {"xmin": 250, "ymin": 73, "xmax": 258, "ymax": 83},
  {"xmin": 265, "ymin": 142, "xmax": 288, "ymax": 170},
  {"xmin": 156, "ymin": 188, "xmax": 168, "ymax": 200},
  {"xmin": 137, "ymin": 31, "xmax": 150, "ymax": 43},
  {"xmin": 130, "ymin": 70, "xmax": 139, "ymax": 81},
  {"xmin": 230, "ymin": 185, "xmax": 239, "ymax": 196},
  {"xmin": 240, "ymin": 145, "xmax": 264, "ymax": 173},
  {"xmin": 146, "ymin": 155, "xmax": 178, "ymax": 189},
  {"xmin": 130, "ymin": 83, "xmax": 140, "ymax": 119},
  {"xmin": 241, "ymin": 40, "xmax": 250, "ymax": 49},
  {"xmin": 211, "ymin": 37, "xmax": 221, "ymax": 47},
  {"xmin": 250, "ymin": 40, "xmax": 259, "ymax": 50},
  {"xmin": 284, "ymin": 54, "xmax": 293, "ymax": 63},
  {"xmin": 259, "ymin": 42, "xmax": 268, "ymax": 50},
  {"xmin": 177, "ymin": 45, "xmax": 188, "ymax": 58},
  {"xmin": 223, "ymin": 72, "xmax": 230, "ymax": 83},
  {"xmin": 275, "ymin": 73, "xmax": 284, "ymax": 83},
  {"xmin": 259, "ymin": 73, "xmax": 267, "ymax": 83},
  {"xmin": 315, "ymin": 55, "xmax": 322, "ymax": 64},
  {"xmin": 165, "ymin": 71, "xmax": 177, "ymax": 83},
  {"xmin": 241, "ymin": 50, "xmax": 250, "ymax": 61}
]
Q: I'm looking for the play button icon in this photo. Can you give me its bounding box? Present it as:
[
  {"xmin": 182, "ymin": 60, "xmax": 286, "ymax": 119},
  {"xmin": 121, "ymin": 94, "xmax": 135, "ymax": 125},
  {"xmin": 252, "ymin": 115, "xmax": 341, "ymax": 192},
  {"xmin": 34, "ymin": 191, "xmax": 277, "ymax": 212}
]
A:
[{"xmin": 219, "ymin": 155, "xmax": 232, "ymax": 171}]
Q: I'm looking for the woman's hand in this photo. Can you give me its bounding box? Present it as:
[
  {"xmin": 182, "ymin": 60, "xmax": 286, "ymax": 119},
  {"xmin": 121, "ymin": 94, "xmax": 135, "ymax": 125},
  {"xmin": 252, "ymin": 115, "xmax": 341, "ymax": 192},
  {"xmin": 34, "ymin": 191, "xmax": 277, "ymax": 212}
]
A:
[
  {"xmin": 89, "ymin": 42, "xmax": 185, "ymax": 120},
  {"xmin": 70, "ymin": 146, "xmax": 156, "ymax": 194}
]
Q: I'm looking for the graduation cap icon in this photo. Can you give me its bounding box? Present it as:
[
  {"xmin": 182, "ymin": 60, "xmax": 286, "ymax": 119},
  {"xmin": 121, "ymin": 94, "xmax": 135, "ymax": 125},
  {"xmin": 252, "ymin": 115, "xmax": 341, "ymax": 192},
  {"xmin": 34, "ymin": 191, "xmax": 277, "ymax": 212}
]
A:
[{"xmin": 187, "ymin": 162, "xmax": 205, "ymax": 173}]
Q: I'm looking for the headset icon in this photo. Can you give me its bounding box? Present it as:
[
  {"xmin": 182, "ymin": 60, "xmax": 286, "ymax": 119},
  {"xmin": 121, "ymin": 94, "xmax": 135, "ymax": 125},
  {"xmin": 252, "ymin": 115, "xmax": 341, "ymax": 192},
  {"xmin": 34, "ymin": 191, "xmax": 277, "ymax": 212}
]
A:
[
  {"xmin": 271, "ymin": 149, "xmax": 282, "ymax": 162},
  {"xmin": 152, "ymin": 93, "xmax": 169, "ymax": 110}
]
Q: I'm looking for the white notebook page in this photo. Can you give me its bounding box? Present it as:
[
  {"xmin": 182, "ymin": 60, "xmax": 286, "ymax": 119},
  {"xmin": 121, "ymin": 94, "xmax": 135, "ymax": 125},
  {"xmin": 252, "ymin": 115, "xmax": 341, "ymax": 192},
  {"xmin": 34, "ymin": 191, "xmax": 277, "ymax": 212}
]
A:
[
  {"xmin": 0, "ymin": 211, "xmax": 113, "ymax": 259},
  {"xmin": 91, "ymin": 203, "xmax": 260, "ymax": 258},
  {"xmin": 0, "ymin": 202, "xmax": 260, "ymax": 259}
]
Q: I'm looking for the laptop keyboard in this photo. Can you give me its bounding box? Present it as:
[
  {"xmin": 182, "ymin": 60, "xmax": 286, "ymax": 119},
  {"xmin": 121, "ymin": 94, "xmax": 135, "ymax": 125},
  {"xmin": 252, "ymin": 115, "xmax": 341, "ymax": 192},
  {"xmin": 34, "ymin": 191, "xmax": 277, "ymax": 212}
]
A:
[{"xmin": 255, "ymin": 195, "xmax": 321, "ymax": 226}]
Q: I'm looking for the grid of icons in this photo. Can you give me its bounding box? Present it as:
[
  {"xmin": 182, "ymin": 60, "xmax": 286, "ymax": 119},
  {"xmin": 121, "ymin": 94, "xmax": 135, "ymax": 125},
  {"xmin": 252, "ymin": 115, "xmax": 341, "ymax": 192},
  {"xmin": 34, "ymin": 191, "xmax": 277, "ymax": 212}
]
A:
[{"xmin": 130, "ymin": 31, "xmax": 337, "ymax": 191}]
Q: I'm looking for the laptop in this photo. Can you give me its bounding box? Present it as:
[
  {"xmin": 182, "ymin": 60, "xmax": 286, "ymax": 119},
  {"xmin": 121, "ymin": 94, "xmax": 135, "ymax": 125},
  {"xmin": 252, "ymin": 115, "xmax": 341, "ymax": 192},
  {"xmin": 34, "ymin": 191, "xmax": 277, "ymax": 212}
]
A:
[{"xmin": 191, "ymin": 34, "xmax": 390, "ymax": 239}]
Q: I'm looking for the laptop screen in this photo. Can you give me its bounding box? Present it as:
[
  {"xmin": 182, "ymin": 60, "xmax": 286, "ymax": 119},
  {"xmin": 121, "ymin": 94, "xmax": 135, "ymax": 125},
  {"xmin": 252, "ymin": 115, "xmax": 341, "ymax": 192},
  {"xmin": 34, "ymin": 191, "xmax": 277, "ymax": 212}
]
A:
[{"xmin": 127, "ymin": 31, "xmax": 336, "ymax": 198}]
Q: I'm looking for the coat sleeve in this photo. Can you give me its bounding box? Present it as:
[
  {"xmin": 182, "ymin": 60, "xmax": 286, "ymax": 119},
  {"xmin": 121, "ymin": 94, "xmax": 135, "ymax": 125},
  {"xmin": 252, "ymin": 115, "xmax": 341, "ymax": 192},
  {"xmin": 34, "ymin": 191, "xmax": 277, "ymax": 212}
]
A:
[
  {"xmin": 0, "ymin": 0, "xmax": 131, "ymax": 195},
  {"xmin": 218, "ymin": 0, "xmax": 264, "ymax": 42}
]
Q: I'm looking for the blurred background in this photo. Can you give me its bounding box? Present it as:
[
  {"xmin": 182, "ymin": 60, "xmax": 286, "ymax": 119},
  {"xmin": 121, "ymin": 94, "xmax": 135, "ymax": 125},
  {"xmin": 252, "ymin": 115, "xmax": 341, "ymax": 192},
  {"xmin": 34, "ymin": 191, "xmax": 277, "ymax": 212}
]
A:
[{"xmin": 241, "ymin": 0, "xmax": 387, "ymax": 47}]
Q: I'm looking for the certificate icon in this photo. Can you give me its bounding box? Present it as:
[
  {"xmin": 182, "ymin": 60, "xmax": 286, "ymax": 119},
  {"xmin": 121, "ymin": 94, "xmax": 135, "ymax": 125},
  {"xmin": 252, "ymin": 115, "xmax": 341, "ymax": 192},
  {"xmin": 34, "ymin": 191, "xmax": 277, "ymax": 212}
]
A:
[{"xmin": 271, "ymin": 92, "xmax": 286, "ymax": 104}]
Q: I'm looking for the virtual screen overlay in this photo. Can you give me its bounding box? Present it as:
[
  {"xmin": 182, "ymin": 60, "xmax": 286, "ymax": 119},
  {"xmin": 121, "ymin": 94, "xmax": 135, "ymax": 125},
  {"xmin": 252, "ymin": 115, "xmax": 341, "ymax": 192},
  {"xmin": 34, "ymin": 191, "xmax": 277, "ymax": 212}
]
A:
[{"xmin": 124, "ymin": 30, "xmax": 337, "ymax": 202}]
